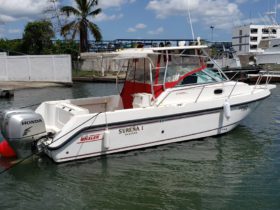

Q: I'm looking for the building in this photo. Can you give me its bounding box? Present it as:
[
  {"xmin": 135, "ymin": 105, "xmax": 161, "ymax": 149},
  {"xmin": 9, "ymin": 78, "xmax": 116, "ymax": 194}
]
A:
[
  {"xmin": 232, "ymin": 25, "xmax": 280, "ymax": 54},
  {"xmin": 208, "ymin": 41, "xmax": 232, "ymax": 51}
]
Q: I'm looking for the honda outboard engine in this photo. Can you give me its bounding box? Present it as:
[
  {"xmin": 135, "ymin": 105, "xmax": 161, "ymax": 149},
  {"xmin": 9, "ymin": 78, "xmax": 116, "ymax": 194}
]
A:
[{"xmin": 0, "ymin": 109, "xmax": 47, "ymax": 158}]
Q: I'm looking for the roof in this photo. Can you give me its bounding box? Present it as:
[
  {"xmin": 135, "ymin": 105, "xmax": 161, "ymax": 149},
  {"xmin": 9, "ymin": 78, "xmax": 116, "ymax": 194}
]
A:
[{"xmin": 114, "ymin": 45, "xmax": 208, "ymax": 60}]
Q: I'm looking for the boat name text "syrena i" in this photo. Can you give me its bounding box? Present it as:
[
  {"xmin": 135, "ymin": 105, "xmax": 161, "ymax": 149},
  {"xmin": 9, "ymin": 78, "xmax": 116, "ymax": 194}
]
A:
[
  {"xmin": 119, "ymin": 126, "xmax": 144, "ymax": 136},
  {"xmin": 78, "ymin": 133, "xmax": 104, "ymax": 144}
]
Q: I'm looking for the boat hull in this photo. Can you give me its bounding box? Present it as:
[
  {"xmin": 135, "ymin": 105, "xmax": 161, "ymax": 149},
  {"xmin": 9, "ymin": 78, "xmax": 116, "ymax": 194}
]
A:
[{"xmin": 45, "ymin": 98, "xmax": 264, "ymax": 163}]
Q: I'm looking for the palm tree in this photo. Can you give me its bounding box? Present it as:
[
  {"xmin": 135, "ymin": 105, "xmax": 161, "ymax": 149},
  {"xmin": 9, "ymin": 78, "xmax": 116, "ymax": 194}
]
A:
[{"xmin": 60, "ymin": 0, "xmax": 102, "ymax": 52}]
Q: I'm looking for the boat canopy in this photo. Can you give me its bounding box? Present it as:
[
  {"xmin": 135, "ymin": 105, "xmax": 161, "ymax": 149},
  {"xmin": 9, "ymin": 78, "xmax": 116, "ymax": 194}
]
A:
[{"xmin": 114, "ymin": 45, "xmax": 208, "ymax": 60}]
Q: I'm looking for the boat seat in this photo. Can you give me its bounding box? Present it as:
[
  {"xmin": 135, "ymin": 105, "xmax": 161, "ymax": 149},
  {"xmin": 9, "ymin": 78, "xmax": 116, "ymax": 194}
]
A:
[
  {"xmin": 132, "ymin": 93, "xmax": 153, "ymax": 108},
  {"xmin": 38, "ymin": 95, "xmax": 124, "ymax": 133},
  {"xmin": 106, "ymin": 95, "xmax": 123, "ymax": 111},
  {"xmin": 40, "ymin": 101, "xmax": 89, "ymax": 133},
  {"xmin": 69, "ymin": 95, "xmax": 123, "ymax": 113}
]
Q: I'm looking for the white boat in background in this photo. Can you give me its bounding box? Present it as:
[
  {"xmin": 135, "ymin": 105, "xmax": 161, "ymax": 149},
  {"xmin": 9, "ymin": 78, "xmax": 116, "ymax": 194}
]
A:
[
  {"xmin": 0, "ymin": 43, "xmax": 276, "ymax": 163},
  {"xmin": 256, "ymin": 37, "xmax": 280, "ymax": 65},
  {"xmin": 207, "ymin": 49, "xmax": 261, "ymax": 80},
  {"xmin": 207, "ymin": 49, "xmax": 241, "ymax": 70}
]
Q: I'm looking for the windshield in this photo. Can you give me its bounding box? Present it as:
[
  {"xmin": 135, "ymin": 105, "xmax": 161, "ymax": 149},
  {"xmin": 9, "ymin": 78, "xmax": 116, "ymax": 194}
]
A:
[
  {"xmin": 176, "ymin": 67, "xmax": 227, "ymax": 86},
  {"xmin": 125, "ymin": 54, "xmax": 226, "ymax": 86}
]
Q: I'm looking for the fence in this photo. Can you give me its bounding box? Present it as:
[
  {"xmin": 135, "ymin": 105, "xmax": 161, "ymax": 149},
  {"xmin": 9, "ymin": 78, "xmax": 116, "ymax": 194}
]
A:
[{"xmin": 0, "ymin": 54, "xmax": 72, "ymax": 83}]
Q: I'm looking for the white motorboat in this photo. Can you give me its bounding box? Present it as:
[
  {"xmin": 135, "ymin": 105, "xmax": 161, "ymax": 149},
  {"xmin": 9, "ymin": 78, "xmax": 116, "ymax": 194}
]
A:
[
  {"xmin": 256, "ymin": 37, "xmax": 280, "ymax": 65},
  {"xmin": 0, "ymin": 44, "xmax": 276, "ymax": 163},
  {"xmin": 207, "ymin": 49, "xmax": 241, "ymax": 70},
  {"xmin": 207, "ymin": 49, "xmax": 261, "ymax": 80}
]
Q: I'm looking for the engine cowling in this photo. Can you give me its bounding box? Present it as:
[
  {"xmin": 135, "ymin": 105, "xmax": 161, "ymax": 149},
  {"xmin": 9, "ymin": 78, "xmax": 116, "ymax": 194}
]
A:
[{"xmin": 0, "ymin": 109, "xmax": 46, "ymax": 158}]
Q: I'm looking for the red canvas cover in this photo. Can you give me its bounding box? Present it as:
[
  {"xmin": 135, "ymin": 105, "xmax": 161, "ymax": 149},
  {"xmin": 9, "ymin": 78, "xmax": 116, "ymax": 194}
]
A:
[{"xmin": 120, "ymin": 65, "xmax": 206, "ymax": 109}]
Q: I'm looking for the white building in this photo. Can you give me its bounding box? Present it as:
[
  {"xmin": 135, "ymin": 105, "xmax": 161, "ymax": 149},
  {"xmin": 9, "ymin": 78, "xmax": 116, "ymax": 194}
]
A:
[{"xmin": 232, "ymin": 25, "xmax": 280, "ymax": 54}]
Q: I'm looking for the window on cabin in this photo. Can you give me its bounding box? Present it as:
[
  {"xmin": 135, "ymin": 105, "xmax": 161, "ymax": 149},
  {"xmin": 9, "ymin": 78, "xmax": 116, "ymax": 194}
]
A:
[
  {"xmin": 126, "ymin": 53, "xmax": 205, "ymax": 85},
  {"xmin": 126, "ymin": 58, "xmax": 151, "ymax": 83},
  {"xmin": 125, "ymin": 49, "xmax": 218, "ymax": 88}
]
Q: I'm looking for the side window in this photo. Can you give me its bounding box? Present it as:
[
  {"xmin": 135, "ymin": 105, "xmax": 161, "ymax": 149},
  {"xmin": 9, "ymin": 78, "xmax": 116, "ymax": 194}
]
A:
[
  {"xmin": 176, "ymin": 68, "xmax": 225, "ymax": 86},
  {"xmin": 181, "ymin": 74, "xmax": 198, "ymax": 84}
]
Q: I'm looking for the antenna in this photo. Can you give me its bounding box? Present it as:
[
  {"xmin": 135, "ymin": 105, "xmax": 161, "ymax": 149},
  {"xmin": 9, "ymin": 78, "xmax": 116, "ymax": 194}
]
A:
[
  {"xmin": 51, "ymin": 0, "xmax": 63, "ymax": 29},
  {"xmin": 275, "ymin": 0, "xmax": 278, "ymax": 23},
  {"xmin": 186, "ymin": 0, "xmax": 195, "ymax": 41},
  {"xmin": 45, "ymin": 0, "xmax": 64, "ymax": 34},
  {"xmin": 265, "ymin": 0, "xmax": 278, "ymax": 25},
  {"xmin": 249, "ymin": 10, "xmax": 253, "ymax": 24}
]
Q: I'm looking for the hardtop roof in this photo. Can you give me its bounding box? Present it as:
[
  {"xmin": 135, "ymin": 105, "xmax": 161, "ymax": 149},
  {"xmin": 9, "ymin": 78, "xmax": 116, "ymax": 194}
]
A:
[{"xmin": 114, "ymin": 45, "xmax": 208, "ymax": 60}]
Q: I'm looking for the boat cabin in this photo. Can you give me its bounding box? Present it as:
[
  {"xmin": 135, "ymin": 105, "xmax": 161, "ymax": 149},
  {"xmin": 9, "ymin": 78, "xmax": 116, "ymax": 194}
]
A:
[{"xmin": 118, "ymin": 46, "xmax": 227, "ymax": 108}]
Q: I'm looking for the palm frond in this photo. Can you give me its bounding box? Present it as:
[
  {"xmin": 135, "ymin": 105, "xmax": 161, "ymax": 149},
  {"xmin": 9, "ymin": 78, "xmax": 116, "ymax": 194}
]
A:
[
  {"xmin": 87, "ymin": 21, "xmax": 102, "ymax": 41},
  {"xmin": 86, "ymin": 0, "xmax": 98, "ymax": 14},
  {"xmin": 88, "ymin": 8, "xmax": 102, "ymax": 17},
  {"xmin": 89, "ymin": 0, "xmax": 98, "ymax": 7},
  {"xmin": 61, "ymin": 20, "xmax": 76, "ymax": 37},
  {"xmin": 61, "ymin": 6, "xmax": 81, "ymax": 17},
  {"xmin": 71, "ymin": 22, "xmax": 80, "ymax": 40},
  {"xmin": 76, "ymin": 0, "xmax": 88, "ymax": 15},
  {"xmin": 75, "ymin": 0, "xmax": 83, "ymax": 11}
]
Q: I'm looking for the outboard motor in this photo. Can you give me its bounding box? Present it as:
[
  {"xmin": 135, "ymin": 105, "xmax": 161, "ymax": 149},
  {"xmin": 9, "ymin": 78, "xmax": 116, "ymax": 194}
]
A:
[{"xmin": 0, "ymin": 109, "xmax": 47, "ymax": 158}]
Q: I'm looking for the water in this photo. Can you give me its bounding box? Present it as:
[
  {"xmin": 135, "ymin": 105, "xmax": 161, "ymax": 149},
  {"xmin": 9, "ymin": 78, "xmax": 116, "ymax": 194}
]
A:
[{"xmin": 0, "ymin": 83, "xmax": 279, "ymax": 210}]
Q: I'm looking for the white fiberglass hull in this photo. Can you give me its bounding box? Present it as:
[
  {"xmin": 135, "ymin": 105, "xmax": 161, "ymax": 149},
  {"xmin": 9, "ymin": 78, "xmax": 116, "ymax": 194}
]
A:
[
  {"xmin": 256, "ymin": 52, "xmax": 280, "ymax": 65},
  {"xmin": 45, "ymin": 95, "xmax": 267, "ymax": 163}
]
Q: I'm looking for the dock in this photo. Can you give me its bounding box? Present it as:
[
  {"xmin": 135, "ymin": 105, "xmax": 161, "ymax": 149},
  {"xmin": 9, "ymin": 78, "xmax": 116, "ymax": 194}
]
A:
[
  {"xmin": 0, "ymin": 81, "xmax": 68, "ymax": 91},
  {"xmin": 247, "ymin": 71, "xmax": 280, "ymax": 83},
  {"xmin": 73, "ymin": 75, "xmax": 125, "ymax": 83}
]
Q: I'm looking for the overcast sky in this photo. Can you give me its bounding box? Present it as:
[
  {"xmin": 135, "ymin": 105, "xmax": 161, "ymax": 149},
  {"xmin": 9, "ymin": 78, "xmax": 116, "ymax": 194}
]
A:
[{"xmin": 0, "ymin": 0, "xmax": 278, "ymax": 41}]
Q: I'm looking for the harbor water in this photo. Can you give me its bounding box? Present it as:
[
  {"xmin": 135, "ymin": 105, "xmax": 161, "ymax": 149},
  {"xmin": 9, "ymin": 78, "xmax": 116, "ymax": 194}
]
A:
[{"xmin": 0, "ymin": 83, "xmax": 279, "ymax": 210}]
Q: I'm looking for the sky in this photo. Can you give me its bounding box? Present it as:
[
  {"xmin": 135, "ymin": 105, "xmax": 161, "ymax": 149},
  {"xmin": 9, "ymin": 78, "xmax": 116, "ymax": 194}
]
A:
[{"xmin": 0, "ymin": 0, "xmax": 278, "ymax": 42}]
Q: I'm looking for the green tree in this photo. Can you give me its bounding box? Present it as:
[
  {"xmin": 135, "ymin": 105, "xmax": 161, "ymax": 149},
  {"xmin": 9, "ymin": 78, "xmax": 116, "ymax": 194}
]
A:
[
  {"xmin": 0, "ymin": 39, "xmax": 22, "ymax": 55},
  {"xmin": 22, "ymin": 20, "xmax": 55, "ymax": 54},
  {"xmin": 60, "ymin": 0, "xmax": 102, "ymax": 52},
  {"xmin": 52, "ymin": 40, "xmax": 79, "ymax": 60}
]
